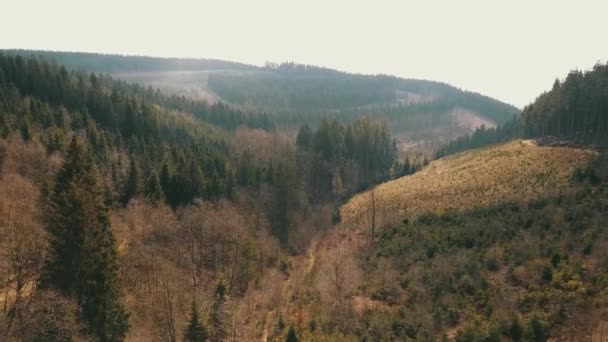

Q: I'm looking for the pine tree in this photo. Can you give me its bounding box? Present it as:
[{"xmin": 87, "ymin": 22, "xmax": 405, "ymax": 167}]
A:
[
  {"xmin": 145, "ymin": 170, "xmax": 164, "ymax": 203},
  {"xmin": 160, "ymin": 158, "xmax": 172, "ymax": 201},
  {"xmin": 529, "ymin": 315, "xmax": 546, "ymax": 342},
  {"xmin": 402, "ymin": 156, "xmax": 411, "ymax": 176},
  {"xmin": 286, "ymin": 324, "xmax": 299, "ymax": 342},
  {"xmin": 296, "ymin": 124, "xmax": 313, "ymax": 149},
  {"xmin": 509, "ymin": 317, "xmax": 523, "ymax": 342},
  {"xmin": 122, "ymin": 156, "xmax": 141, "ymax": 205},
  {"xmin": 209, "ymin": 276, "xmax": 229, "ymax": 342},
  {"xmin": 41, "ymin": 136, "xmax": 129, "ymax": 341},
  {"xmin": 185, "ymin": 300, "xmax": 208, "ymax": 342}
]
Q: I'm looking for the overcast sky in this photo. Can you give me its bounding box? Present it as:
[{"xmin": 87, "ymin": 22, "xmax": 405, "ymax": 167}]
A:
[{"xmin": 3, "ymin": 0, "xmax": 607, "ymax": 107}]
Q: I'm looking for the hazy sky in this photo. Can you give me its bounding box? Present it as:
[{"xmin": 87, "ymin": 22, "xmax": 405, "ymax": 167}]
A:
[{"xmin": 3, "ymin": 0, "xmax": 608, "ymax": 107}]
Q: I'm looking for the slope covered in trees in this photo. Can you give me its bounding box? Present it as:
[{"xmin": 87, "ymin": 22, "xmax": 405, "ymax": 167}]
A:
[
  {"xmin": 3, "ymin": 49, "xmax": 257, "ymax": 73},
  {"xmin": 437, "ymin": 61, "xmax": 608, "ymax": 158},
  {"xmin": 1, "ymin": 50, "xmax": 607, "ymax": 341},
  {"xmin": 209, "ymin": 62, "xmax": 518, "ymax": 124},
  {"xmin": 291, "ymin": 142, "xmax": 605, "ymax": 341},
  {"xmin": 2, "ymin": 50, "xmax": 519, "ymax": 148},
  {"xmin": 0, "ymin": 52, "xmax": 398, "ymax": 340}
]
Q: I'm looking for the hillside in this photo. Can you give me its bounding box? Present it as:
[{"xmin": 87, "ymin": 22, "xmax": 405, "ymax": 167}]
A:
[
  {"xmin": 239, "ymin": 140, "xmax": 606, "ymax": 341},
  {"xmin": 1, "ymin": 52, "xmax": 606, "ymax": 341},
  {"xmin": 2, "ymin": 50, "xmax": 519, "ymax": 148},
  {"xmin": 285, "ymin": 141, "xmax": 606, "ymax": 341},
  {"xmin": 341, "ymin": 139, "xmax": 596, "ymax": 234},
  {"xmin": 0, "ymin": 53, "xmax": 401, "ymax": 341}
]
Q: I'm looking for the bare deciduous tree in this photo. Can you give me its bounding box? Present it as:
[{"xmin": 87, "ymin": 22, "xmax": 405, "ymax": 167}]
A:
[
  {"xmin": 316, "ymin": 246, "xmax": 362, "ymax": 305},
  {"xmin": 0, "ymin": 174, "xmax": 47, "ymax": 336}
]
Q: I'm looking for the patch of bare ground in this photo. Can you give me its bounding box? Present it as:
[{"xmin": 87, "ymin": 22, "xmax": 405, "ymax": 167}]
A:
[{"xmin": 452, "ymin": 107, "xmax": 497, "ymax": 130}]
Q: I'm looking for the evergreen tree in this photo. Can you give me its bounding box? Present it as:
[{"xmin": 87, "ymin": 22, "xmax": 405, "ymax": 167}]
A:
[
  {"xmin": 402, "ymin": 156, "xmax": 411, "ymax": 176},
  {"xmin": 160, "ymin": 158, "xmax": 172, "ymax": 201},
  {"xmin": 41, "ymin": 137, "xmax": 129, "ymax": 341},
  {"xmin": 122, "ymin": 156, "xmax": 141, "ymax": 205},
  {"xmin": 185, "ymin": 300, "xmax": 208, "ymax": 342},
  {"xmin": 529, "ymin": 315, "xmax": 547, "ymax": 342},
  {"xmin": 286, "ymin": 324, "xmax": 299, "ymax": 342},
  {"xmin": 145, "ymin": 170, "xmax": 164, "ymax": 203},
  {"xmin": 209, "ymin": 276, "xmax": 229, "ymax": 342},
  {"xmin": 20, "ymin": 118, "xmax": 32, "ymax": 140},
  {"xmin": 296, "ymin": 123, "xmax": 313, "ymax": 149},
  {"xmin": 187, "ymin": 160, "xmax": 205, "ymax": 201},
  {"xmin": 273, "ymin": 163, "xmax": 291, "ymax": 245},
  {"xmin": 509, "ymin": 317, "xmax": 523, "ymax": 342}
]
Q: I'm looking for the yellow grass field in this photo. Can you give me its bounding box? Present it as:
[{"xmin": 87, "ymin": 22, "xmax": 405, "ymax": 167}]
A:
[{"xmin": 340, "ymin": 140, "xmax": 597, "ymax": 229}]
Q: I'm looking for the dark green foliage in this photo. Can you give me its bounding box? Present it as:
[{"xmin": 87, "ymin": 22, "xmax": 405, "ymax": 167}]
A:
[
  {"xmin": 40, "ymin": 137, "xmax": 129, "ymax": 341},
  {"xmin": 122, "ymin": 156, "xmax": 141, "ymax": 205},
  {"xmin": 295, "ymin": 123, "xmax": 313, "ymax": 149},
  {"xmin": 160, "ymin": 159, "xmax": 172, "ymax": 198},
  {"xmin": 273, "ymin": 163, "xmax": 292, "ymax": 244},
  {"xmin": 541, "ymin": 265, "xmax": 553, "ymax": 283},
  {"xmin": 209, "ymin": 276, "xmax": 229, "ymax": 342},
  {"xmin": 529, "ymin": 315, "xmax": 547, "ymax": 342},
  {"xmin": 436, "ymin": 121, "xmax": 516, "ymax": 158},
  {"xmin": 299, "ymin": 117, "xmax": 396, "ymax": 200},
  {"xmin": 0, "ymin": 53, "xmax": 242, "ymax": 206},
  {"xmin": 4, "ymin": 49, "xmax": 256, "ymax": 73},
  {"xmin": 519, "ymin": 65, "xmax": 608, "ymax": 144},
  {"xmin": 206, "ymin": 62, "xmax": 517, "ymax": 125},
  {"xmin": 185, "ymin": 300, "xmax": 208, "ymax": 342},
  {"xmin": 286, "ymin": 324, "xmax": 299, "ymax": 342},
  {"xmin": 145, "ymin": 170, "xmax": 164, "ymax": 203},
  {"xmin": 510, "ymin": 317, "xmax": 523, "ymax": 342}
]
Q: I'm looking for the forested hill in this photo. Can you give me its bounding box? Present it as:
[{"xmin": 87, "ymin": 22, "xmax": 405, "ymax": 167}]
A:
[
  {"xmin": 437, "ymin": 61, "xmax": 608, "ymax": 157},
  {"xmin": 207, "ymin": 62, "xmax": 518, "ymax": 123},
  {"xmin": 2, "ymin": 49, "xmax": 258, "ymax": 73},
  {"xmin": 2, "ymin": 50, "xmax": 519, "ymax": 146},
  {"xmin": 0, "ymin": 52, "xmax": 400, "ymax": 340}
]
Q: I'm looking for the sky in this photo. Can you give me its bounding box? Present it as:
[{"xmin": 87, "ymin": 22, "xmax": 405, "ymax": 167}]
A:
[{"xmin": 2, "ymin": 0, "xmax": 608, "ymax": 108}]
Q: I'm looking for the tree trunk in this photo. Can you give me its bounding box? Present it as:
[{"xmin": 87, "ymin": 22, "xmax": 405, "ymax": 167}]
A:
[{"xmin": 370, "ymin": 186, "xmax": 376, "ymax": 246}]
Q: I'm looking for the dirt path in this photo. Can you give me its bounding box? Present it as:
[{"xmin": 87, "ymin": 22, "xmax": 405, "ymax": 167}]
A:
[{"xmin": 260, "ymin": 237, "xmax": 321, "ymax": 342}]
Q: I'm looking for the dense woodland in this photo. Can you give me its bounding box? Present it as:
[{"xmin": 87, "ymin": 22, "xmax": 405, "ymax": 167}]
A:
[
  {"xmin": 209, "ymin": 62, "xmax": 517, "ymax": 120},
  {"xmin": 1, "ymin": 51, "xmax": 607, "ymax": 341},
  {"xmin": 206, "ymin": 61, "xmax": 520, "ymax": 150},
  {"xmin": 4, "ymin": 51, "xmax": 519, "ymax": 147},
  {"xmin": 3, "ymin": 50, "xmax": 257, "ymax": 74},
  {"xmin": 0, "ymin": 53, "xmax": 397, "ymax": 340}
]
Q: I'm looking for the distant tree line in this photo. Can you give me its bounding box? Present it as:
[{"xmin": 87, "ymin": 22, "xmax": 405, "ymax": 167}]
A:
[
  {"xmin": 295, "ymin": 117, "xmax": 396, "ymax": 197},
  {"xmin": 208, "ymin": 62, "xmax": 517, "ymax": 124},
  {"xmin": 437, "ymin": 61, "xmax": 608, "ymax": 158},
  {"xmin": 3, "ymin": 49, "xmax": 257, "ymax": 73}
]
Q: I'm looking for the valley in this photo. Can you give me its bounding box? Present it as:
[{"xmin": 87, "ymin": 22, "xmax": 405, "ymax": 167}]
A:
[{"xmin": 0, "ymin": 50, "xmax": 607, "ymax": 341}]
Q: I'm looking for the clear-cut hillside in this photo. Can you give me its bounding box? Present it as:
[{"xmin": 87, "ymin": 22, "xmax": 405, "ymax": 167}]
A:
[{"xmin": 341, "ymin": 140, "xmax": 597, "ymax": 229}]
